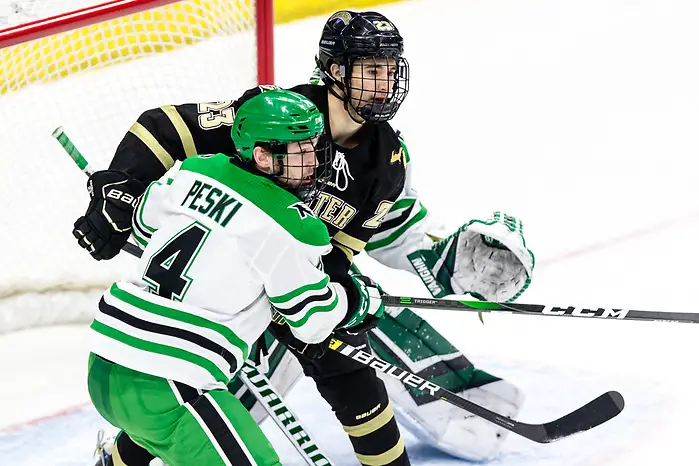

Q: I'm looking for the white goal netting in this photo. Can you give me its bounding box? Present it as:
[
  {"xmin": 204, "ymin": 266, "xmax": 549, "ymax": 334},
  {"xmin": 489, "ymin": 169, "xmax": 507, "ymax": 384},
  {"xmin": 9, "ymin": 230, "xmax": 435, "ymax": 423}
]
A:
[{"xmin": 0, "ymin": 0, "xmax": 271, "ymax": 333}]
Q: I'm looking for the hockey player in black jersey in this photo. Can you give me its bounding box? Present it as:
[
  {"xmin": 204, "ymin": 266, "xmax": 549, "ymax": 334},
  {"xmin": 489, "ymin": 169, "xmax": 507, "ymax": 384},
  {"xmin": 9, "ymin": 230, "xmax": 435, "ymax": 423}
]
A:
[{"xmin": 78, "ymin": 10, "xmax": 534, "ymax": 466}]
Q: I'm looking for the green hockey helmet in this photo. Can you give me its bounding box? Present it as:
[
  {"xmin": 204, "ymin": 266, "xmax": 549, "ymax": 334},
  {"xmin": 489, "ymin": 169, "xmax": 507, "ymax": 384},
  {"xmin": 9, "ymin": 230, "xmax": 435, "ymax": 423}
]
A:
[{"xmin": 231, "ymin": 89, "xmax": 331, "ymax": 203}]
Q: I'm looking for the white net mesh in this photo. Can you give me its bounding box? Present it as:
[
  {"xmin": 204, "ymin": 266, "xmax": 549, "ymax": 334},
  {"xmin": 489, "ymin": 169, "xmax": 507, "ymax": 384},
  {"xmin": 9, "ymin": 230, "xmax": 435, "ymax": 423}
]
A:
[{"xmin": 0, "ymin": 0, "xmax": 266, "ymax": 333}]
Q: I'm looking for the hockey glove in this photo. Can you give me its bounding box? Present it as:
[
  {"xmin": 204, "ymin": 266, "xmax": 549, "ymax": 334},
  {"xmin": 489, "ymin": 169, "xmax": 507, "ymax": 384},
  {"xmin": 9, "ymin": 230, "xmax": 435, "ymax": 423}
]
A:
[
  {"xmin": 267, "ymin": 275, "xmax": 385, "ymax": 359},
  {"xmin": 337, "ymin": 275, "xmax": 386, "ymax": 333},
  {"xmin": 73, "ymin": 170, "xmax": 144, "ymax": 261},
  {"xmin": 267, "ymin": 313, "xmax": 330, "ymax": 360},
  {"xmin": 408, "ymin": 212, "xmax": 535, "ymax": 302}
]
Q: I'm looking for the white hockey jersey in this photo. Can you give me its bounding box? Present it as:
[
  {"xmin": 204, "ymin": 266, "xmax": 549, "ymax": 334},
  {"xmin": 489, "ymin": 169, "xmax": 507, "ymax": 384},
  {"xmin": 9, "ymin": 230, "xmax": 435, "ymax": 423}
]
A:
[{"xmin": 89, "ymin": 154, "xmax": 350, "ymax": 391}]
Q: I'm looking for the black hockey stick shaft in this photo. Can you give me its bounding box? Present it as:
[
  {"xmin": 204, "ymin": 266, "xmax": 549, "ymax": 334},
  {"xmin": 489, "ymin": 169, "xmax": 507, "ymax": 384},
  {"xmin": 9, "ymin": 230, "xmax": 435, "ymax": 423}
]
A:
[
  {"xmin": 328, "ymin": 338, "xmax": 624, "ymax": 443},
  {"xmin": 383, "ymin": 296, "xmax": 699, "ymax": 324}
]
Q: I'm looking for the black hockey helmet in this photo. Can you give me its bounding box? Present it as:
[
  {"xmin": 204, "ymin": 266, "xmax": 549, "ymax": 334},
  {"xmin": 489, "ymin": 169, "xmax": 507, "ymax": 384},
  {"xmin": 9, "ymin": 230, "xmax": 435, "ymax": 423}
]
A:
[{"xmin": 317, "ymin": 10, "xmax": 409, "ymax": 123}]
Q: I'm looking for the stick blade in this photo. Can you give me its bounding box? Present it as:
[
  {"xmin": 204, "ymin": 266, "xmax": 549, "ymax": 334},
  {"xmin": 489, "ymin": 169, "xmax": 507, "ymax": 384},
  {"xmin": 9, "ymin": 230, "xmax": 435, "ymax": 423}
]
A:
[{"xmin": 535, "ymin": 391, "xmax": 625, "ymax": 443}]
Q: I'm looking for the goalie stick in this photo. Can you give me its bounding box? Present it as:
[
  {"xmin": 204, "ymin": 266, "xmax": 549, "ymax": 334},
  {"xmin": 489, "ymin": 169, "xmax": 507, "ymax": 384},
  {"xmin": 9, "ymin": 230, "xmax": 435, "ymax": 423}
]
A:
[
  {"xmin": 52, "ymin": 126, "xmax": 329, "ymax": 466},
  {"xmin": 384, "ymin": 296, "xmax": 699, "ymax": 324},
  {"xmin": 54, "ymin": 127, "xmax": 690, "ymax": 326},
  {"xmin": 328, "ymin": 337, "xmax": 625, "ymax": 444}
]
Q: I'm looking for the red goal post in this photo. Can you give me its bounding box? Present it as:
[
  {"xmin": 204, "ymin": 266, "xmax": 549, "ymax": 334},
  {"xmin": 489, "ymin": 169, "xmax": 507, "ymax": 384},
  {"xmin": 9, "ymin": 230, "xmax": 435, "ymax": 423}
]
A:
[{"xmin": 0, "ymin": 0, "xmax": 274, "ymax": 333}]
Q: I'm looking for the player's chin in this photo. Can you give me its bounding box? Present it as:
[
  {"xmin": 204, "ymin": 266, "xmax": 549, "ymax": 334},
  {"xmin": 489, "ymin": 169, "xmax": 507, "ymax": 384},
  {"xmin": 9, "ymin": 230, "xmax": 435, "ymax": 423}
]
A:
[{"xmin": 285, "ymin": 179, "xmax": 306, "ymax": 189}]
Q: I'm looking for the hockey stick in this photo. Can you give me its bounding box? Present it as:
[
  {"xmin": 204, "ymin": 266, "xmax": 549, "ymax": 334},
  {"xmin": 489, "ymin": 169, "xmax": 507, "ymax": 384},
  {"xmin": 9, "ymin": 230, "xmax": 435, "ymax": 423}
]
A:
[
  {"xmin": 52, "ymin": 126, "xmax": 144, "ymax": 258},
  {"xmin": 52, "ymin": 126, "xmax": 328, "ymax": 466},
  {"xmin": 239, "ymin": 363, "xmax": 333, "ymax": 466},
  {"xmin": 54, "ymin": 127, "xmax": 689, "ymax": 326},
  {"xmin": 384, "ymin": 296, "xmax": 699, "ymax": 324},
  {"xmin": 328, "ymin": 337, "xmax": 625, "ymax": 444}
]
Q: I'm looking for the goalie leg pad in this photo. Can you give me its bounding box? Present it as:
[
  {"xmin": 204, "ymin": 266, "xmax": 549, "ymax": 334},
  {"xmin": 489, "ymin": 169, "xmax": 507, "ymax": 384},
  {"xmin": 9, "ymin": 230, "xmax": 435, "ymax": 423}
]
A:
[{"xmin": 369, "ymin": 307, "xmax": 525, "ymax": 461}]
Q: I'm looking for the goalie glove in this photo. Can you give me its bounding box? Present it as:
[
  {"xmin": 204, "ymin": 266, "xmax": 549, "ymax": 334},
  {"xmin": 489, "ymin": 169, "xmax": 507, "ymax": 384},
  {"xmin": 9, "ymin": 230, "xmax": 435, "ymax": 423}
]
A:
[
  {"xmin": 73, "ymin": 170, "xmax": 144, "ymax": 261},
  {"xmin": 408, "ymin": 212, "xmax": 535, "ymax": 302}
]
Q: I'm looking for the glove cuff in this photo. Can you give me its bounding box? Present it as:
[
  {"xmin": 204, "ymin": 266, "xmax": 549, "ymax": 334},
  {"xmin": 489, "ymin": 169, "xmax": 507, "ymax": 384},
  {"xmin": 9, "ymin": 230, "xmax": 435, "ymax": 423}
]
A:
[
  {"xmin": 407, "ymin": 241, "xmax": 457, "ymax": 298},
  {"xmin": 330, "ymin": 273, "xmax": 361, "ymax": 328}
]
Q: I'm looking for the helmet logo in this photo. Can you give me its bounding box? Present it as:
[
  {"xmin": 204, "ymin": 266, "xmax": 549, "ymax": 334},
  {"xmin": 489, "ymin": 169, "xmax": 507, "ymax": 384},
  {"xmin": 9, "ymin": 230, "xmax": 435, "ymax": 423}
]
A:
[
  {"xmin": 372, "ymin": 20, "xmax": 394, "ymax": 31},
  {"xmin": 329, "ymin": 11, "xmax": 352, "ymax": 25}
]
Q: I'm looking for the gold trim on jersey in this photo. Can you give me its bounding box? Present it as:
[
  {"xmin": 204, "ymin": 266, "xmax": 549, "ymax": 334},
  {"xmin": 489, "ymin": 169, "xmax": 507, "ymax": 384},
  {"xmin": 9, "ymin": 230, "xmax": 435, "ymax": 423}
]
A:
[
  {"xmin": 342, "ymin": 401, "xmax": 394, "ymax": 437},
  {"xmin": 161, "ymin": 105, "xmax": 198, "ymax": 158},
  {"xmin": 332, "ymin": 241, "xmax": 355, "ymax": 264},
  {"xmin": 354, "ymin": 438, "xmax": 405, "ymax": 465},
  {"xmin": 112, "ymin": 443, "xmax": 127, "ymax": 466},
  {"xmin": 129, "ymin": 122, "xmax": 175, "ymax": 169},
  {"xmin": 389, "ymin": 145, "xmax": 407, "ymax": 167},
  {"xmin": 333, "ymin": 231, "xmax": 367, "ymax": 253},
  {"xmin": 426, "ymin": 232, "xmax": 444, "ymax": 242}
]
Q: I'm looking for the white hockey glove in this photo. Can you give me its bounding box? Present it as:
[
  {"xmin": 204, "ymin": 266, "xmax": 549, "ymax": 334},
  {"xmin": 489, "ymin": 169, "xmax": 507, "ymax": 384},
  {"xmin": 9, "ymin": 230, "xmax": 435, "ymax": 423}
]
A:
[{"xmin": 407, "ymin": 212, "xmax": 534, "ymax": 302}]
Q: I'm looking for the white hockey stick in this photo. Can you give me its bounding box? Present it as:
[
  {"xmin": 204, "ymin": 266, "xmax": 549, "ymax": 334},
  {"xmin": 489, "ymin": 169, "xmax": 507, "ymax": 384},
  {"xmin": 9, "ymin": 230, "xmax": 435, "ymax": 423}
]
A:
[
  {"xmin": 240, "ymin": 363, "xmax": 333, "ymax": 465},
  {"xmin": 52, "ymin": 126, "xmax": 332, "ymax": 466}
]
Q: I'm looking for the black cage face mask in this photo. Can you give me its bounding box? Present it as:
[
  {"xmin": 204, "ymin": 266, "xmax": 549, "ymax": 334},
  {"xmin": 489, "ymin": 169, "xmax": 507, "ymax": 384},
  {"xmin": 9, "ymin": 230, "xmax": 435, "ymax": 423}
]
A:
[
  {"xmin": 267, "ymin": 135, "xmax": 333, "ymax": 205},
  {"xmin": 342, "ymin": 56, "xmax": 410, "ymax": 123}
]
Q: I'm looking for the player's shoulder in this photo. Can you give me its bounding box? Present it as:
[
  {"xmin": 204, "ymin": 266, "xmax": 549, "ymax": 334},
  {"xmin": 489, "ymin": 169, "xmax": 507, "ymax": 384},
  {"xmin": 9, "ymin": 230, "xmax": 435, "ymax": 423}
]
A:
[
  {"xmin": 233, "ymin": 84, "xmax": 315, "ymax": 109},
  {"xmin": 180, "ymin": 154, "xmax": 329, "ymax": 247},
  {"xmin": 286, "ymin": 83, "xmax": 326, "ymax": 105}
]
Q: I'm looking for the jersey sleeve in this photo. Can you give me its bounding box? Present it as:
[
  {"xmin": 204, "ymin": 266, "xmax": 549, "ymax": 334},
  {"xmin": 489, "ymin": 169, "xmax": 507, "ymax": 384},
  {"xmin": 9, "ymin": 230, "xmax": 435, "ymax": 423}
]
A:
[
  {"xmin": 364, "ymin": 138, "xmax": 448, "ymax": 273},
  {"xmin": 130, "ymin": 164, "xmax": 181, "ymax": 249},
  {"xmin": 251, "ymin": 225, "xmax": 351, "ymax": 344},
  {"xmin": 109, "ymin": 102, "xmax": 237, "ymax": 189}
]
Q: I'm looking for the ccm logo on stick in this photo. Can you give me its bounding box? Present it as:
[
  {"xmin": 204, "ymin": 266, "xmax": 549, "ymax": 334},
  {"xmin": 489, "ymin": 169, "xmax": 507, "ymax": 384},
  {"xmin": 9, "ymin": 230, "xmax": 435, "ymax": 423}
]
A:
[{"xmin": 542, "ymin": 306, "xmax": 629, "ymax": 319}]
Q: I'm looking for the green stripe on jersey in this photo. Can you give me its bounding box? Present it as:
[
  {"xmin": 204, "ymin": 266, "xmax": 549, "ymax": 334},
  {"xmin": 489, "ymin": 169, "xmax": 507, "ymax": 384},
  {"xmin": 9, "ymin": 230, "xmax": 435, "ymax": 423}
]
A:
[
  {"xmin": 268, "ymin": 276, "xmax": 329, "ymax": 305},
  {"xmin": 181, "ymin": 154, "xmax": 330, "ymax": 247},
  {"xmin": 109, "ymin": 284, "xmax": 249, "ymax": 360},
  {"xmin": 283, "ymin": 293, "xmax": 339, "ymax": 328},
  {"xmin": 366, "ymin": 203, "xmax": 428, "ymax": 251},
  {"xmin": 91, "ymin": 320, "xmax": 228, "ymax": 383}
]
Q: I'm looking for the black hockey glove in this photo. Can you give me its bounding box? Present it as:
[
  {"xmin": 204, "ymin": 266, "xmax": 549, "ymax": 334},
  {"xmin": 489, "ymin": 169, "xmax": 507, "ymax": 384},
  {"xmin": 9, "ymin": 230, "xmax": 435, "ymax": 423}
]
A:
[
  {"xmin": 267, "ymin": 312, "xmax": 330, "ymax": 360},
  {"xmin": 73, "ymin": 170, "xmax": 145, "ymax": 261}
]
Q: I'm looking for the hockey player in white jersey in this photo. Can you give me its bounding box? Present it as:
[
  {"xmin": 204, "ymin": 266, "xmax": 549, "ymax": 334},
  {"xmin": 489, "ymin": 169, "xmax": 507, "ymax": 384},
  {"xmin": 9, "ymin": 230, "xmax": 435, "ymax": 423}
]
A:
[
  {"xmin": 77, "ymin": 10, "xmax": 534, "ymax": 464},
  {"xmin": 86, "ymin": 89, "xmax": 386, "ymax": 466}
]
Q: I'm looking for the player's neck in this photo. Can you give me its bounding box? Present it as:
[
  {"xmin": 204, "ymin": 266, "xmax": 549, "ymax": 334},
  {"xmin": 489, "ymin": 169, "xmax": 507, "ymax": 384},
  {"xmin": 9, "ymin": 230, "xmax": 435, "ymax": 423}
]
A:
[{"xmin": 327, "ymin": 90, "xmax": 364, "ymax": 148}]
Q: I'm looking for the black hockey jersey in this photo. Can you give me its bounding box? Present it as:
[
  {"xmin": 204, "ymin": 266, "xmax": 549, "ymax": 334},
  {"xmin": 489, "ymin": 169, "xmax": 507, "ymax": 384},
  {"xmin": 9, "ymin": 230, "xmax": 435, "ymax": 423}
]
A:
[{"xmin": 110, "ymin": 84, "xmax": 407, "ymax": 276}]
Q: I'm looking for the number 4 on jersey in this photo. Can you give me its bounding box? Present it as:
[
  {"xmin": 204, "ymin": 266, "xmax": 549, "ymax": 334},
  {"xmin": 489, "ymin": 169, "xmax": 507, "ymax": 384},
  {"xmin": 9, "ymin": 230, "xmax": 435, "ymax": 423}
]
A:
[{"xmin": 143, "ymin": 223, "xmax": 211, "ymax": 301}]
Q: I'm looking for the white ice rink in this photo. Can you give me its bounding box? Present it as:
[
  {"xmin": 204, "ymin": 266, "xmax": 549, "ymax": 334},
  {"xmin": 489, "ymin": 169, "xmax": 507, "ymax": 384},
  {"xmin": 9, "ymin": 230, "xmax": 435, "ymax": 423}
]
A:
[{"xmin": 2, "ymin": 0, "xmax": 699, "ymax": 464}]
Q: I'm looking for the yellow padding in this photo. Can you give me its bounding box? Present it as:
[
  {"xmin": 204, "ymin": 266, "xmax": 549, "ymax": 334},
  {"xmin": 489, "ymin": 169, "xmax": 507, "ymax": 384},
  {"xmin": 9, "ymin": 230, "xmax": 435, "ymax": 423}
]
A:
[
  {"xmin": 0, "ymin": 0, "xmax": 253, "ymax": 95},
  {"xmin": 354, "ymin": 437, "xmax": 405, "ymax": 465},
  {"xmin": 0, "ymin": 0, "xmax": 407, "ymax": 95},
  {"xmin": 343, "ymin": 400, "xmax": 394, "ymax": 437},
  {"xmin": 276, "ymin": 0, "xmax": 405, "ymax": 25}
]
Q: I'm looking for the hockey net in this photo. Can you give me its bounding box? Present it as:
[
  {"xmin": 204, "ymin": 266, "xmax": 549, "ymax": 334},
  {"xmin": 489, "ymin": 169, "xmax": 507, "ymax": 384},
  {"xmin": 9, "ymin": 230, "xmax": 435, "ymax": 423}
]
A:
[{"xmin": 0, "ymin": 0, "xmax": 273, "ymax": 333}]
